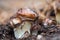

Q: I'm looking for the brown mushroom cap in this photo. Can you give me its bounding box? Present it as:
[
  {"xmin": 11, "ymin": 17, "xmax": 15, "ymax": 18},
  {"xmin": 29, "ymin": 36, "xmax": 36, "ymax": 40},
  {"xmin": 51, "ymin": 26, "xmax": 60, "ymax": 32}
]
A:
[{"xmin": 17, "ymin": 8, "xmax": 37, "ymax": 20}]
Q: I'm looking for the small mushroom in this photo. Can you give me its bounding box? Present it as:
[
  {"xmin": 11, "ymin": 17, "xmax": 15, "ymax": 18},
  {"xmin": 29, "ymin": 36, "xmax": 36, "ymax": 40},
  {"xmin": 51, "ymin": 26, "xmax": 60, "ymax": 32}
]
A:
[{"xmin": 9, "ymin": 17, "xmax": 22, "ymax": 28}]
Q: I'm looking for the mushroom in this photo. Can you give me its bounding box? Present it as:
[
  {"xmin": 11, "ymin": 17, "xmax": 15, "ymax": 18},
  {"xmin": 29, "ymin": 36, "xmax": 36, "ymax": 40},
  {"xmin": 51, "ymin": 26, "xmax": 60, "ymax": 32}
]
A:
[{"xmin": 9, "ymin": 17, "xmax": 22, "ymax": 28}]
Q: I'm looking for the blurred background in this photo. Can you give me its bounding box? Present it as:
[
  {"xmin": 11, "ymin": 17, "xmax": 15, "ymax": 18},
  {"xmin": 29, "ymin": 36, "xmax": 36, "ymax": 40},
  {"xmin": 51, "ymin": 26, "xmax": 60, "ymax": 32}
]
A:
[{"xmin": 0, "ymin": 0, "xmax": 47, "ymax": 24}]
